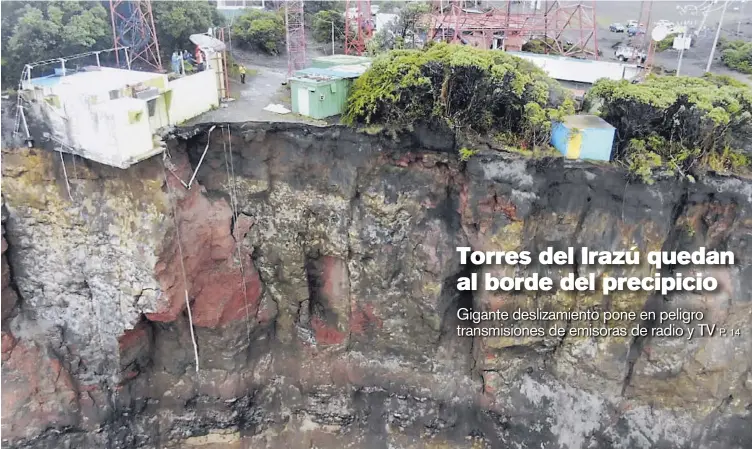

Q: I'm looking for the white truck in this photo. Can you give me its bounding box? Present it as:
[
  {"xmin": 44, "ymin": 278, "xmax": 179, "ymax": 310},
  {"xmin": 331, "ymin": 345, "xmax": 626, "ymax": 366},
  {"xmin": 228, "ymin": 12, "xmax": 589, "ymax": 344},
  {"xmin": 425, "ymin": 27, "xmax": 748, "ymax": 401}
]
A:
[{"xmin": 615, "ymin": 46, "xmax": 646, "ymax": 63}]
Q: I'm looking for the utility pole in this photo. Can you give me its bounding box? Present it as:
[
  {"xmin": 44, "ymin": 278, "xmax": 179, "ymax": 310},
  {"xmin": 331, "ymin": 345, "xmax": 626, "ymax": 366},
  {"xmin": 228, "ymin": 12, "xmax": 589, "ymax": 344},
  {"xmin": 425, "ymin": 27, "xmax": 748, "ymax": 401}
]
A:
[
  {"xmin": 738, "ymin": 0, "xmax": 746, "ymax": 36},
  {"xmin": 705, "ymin": 0, "xmax": 730, "ymax": 73},
  {"xmin": 331, "ymin": 20, "xmax": 335, "ymax": 55},
  {"xmin": 676, "ymin": 33, "xmax": 686, "ymax": 75}
]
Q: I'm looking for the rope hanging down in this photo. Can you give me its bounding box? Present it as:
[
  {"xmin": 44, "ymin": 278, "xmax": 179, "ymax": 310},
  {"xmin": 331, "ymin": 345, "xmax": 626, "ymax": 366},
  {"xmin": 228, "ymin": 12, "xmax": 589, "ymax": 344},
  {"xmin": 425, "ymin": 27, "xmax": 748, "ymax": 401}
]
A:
[
  {"xmin": 223, "ymin": 125, "xmax": 253, "ymax": 342},
  {"xmin": 161, "ymin": 159, "xmax": 200, "ymax": 373}
]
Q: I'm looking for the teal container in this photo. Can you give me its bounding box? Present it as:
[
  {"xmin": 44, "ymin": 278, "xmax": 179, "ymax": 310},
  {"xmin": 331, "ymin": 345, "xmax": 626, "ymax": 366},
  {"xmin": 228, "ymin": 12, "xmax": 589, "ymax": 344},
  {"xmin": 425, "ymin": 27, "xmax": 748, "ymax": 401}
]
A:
[
  {"xmin": 551, "ymin": 115, "xmax": 615, "ymax": 161},
  {"xmin": 290, "ymin": 76, "xmax": 351, "ymax": 119}
]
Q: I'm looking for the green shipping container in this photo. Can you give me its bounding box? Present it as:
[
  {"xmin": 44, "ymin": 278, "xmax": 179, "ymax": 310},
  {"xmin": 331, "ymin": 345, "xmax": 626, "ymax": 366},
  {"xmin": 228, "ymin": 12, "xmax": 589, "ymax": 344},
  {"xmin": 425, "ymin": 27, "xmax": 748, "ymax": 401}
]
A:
[
  {"xmin": 311, "ymin": 55, "xmax": 372, "ymax": 68},
  {"xmin": 290, "ymin": 76, "xmax": 351, "ymax": 120}
]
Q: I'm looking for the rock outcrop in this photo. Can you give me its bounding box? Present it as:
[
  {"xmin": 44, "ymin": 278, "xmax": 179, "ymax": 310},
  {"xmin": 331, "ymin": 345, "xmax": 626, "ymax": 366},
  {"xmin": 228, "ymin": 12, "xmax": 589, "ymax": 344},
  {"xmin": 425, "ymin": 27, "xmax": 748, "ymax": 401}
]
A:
[{"xmin": 1, "ymin": 122, "xmax": 750, "ymax": 449}]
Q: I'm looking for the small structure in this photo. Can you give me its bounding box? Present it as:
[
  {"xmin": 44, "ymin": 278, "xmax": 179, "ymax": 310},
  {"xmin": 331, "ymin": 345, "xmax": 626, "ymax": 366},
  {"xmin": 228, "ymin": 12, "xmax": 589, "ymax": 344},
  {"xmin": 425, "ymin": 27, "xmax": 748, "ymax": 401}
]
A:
[
  {"xmin": 17, "ymin": 52, "xmax": 221, "ymax": 169},
  {"xmin": 290, "ymin": 64, "xmax": 369, "ymax": 119},
  {"xmin": 508, "ymin": 52, "xmax": 641, "ymax": 84},
  {"xmin": 551, "ymin": 115, "xmax": 615, "ymax": 161},
  {"xmin": 310, "ymin": 55, "xmax": 372, "ymax": 69}
]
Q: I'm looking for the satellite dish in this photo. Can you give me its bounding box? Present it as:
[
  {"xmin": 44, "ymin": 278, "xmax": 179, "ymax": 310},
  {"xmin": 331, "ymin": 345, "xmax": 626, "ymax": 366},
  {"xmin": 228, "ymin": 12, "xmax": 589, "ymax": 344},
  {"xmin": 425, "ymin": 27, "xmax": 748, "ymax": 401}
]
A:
[{"xmin": 651, "ymin": 26, "xmax": 669, "ymax": 42}]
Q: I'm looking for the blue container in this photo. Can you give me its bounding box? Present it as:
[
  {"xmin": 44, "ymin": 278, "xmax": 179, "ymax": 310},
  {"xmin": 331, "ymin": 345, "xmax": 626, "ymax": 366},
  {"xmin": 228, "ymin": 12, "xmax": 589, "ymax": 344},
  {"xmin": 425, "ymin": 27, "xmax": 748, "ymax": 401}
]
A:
[{"xmin": 551, "ymin": 115, "xmax": 615, "ymax": 161}]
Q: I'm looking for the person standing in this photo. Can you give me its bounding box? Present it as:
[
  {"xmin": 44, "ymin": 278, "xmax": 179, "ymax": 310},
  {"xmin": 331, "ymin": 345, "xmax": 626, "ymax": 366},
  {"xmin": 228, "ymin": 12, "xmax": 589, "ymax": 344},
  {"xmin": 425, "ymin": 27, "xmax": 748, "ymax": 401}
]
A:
[
  {"xmin": 171, "ymin": 51, "xmax": 180, "ymax": 74},
  {"xmin": 195, "ymin": 46, "xmax": 205, "ymax": 72},
  {"xmin": 239, "ymin": 65, "xmax": 246, "ymax": 84}
]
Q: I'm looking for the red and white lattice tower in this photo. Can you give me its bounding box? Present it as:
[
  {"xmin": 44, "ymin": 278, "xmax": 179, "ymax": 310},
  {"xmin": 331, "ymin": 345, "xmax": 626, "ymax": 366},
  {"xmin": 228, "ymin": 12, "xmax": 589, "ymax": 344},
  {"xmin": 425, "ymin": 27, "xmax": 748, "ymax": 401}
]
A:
[
  {"xmin": 634, "ymin": 0, "xmax": 655, "ymax": 68},
  {"xmin": 109, "ymin": 0, "xmax": 163, "ymax": 71},
  {"xmin": 426, "ymin": 0, "xmax": 600, "ymax": 59},
  {"xmin": 345, "ymin": 0, "xmax": 373, "ymax": 56},
  {"xmin": 285, "ymin": 0, "xmax": 306, "ymax": 77}
]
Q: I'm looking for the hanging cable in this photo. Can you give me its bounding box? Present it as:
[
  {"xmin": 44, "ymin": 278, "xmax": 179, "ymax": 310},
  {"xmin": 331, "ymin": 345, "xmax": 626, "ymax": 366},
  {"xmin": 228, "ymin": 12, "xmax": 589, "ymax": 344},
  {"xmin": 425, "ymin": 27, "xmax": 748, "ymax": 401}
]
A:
[
  {"xmin": 161, "ymin": 159, "xmax": 200, "ymax": 373},
  {"xmin": 58, "ymin": 150, "xmax": 73, "ymax": 201},
  {"xmin": 223, "ymin": 125, "xmax": 253, "ymax": 341}
]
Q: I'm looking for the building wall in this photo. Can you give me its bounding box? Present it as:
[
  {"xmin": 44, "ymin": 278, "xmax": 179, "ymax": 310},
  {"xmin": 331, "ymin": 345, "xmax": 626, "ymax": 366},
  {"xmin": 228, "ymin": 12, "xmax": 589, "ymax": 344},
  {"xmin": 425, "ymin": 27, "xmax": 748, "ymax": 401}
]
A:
[
  {"xmin": 94, "ymin": 98, "xmax": 154, "ymax": 167},
  {"xmin": 509, "ymin": 52, "xmax": 642, "ymax": 84},
  {"xmin": 579, "ymin": 127, "xmax": 615, "ymax": 161},
  {"xmin": 291, "ymin": 78, "xmax": 351, "ymax": 120},
  {"xmin": 24, "ymin": 89, "xmax": 155, "ymax": 168},
  {"xmin": 167, "ymin": 69, "xmax": 219, "ymax": 125},
  {"xmin": 550, "ymin": 122, "xmax": 614, "ymax": 161},
  {"xmin": 551, "ymin": 122, "xmax": 570, "ymax": 157},
  {"xmin": 21, "ymin": 67, "xmax": 218, "ymax": 168}
]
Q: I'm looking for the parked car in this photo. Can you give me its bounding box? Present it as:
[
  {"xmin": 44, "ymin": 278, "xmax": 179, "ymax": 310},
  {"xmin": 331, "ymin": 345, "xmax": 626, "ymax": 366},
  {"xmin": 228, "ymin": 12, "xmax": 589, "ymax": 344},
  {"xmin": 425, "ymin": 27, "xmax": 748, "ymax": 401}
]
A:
[
  {"xmin": 654, "ymin": 19, "xmax": 675, "ymax": 32},
  {"xmin": 628, "ymin": 25, "xmax": 646, "ymax": 37},
  {"xmin": 627, "ymin": 20, "xmax": 640, "ymax": 28},
  {"xmin": 609, "ymin": 22, "xmax": 625, "ymax": 32},
  {"xmin": 615, "ymin": 45, "xmax": 646, "ymax": 62}
]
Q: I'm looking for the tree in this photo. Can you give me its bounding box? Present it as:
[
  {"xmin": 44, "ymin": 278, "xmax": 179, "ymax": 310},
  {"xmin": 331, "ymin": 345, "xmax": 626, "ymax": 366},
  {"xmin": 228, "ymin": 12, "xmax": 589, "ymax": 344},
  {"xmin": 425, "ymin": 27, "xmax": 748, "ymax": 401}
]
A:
[
  {"xmin": 0, "ymin": 1, "xmax": 222, "ymax": 89},
  {"xmin": 718, "ymin": 39, "xmax": 752, "ymax": 75},
  {"xmin": 151, "ymin": 1, "xmax": 222, "ymax": 60},
  {"xmin": 587, "ymin": 75, "xmax": 752, "ymax": 179},
  {"xmin": 232, "ymin": 9, "xmax": 286, "ymax": 55},
  {"xmin": 1, "ymin": 2, "xmax": 110, "ymax": 88},
  {"xmin": 655, "ymin": 34, "xmax": 678, "ymax": 52},
  {"xmin": 312, "ymin": 10, "xmax": 345, "ymax": 44},
  {"xmin": 344, "ymin": 43, "xmax": 573, "ymax": 149},
  {"xmin": 393, "ymin": 2, "xmax": 429, "ymax": 46}
]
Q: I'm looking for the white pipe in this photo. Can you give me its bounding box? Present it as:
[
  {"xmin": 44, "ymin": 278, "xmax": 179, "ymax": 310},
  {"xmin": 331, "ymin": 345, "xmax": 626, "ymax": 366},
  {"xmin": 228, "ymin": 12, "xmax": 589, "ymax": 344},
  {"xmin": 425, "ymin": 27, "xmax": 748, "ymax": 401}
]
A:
[{"xmin": 187, "ymin": 125, "xmax": 217, "ymax": 189}]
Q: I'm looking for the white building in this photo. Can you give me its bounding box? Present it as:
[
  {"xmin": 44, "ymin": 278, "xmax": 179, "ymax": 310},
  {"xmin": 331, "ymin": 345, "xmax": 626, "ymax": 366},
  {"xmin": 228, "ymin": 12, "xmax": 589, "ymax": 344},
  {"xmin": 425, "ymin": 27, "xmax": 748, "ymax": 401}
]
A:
[
  {"xmin": 19, "ymin": 59, "xmax": 222, "ymax": 169},
  {"xmin": 508, "ymin": 52, "xmax": 642, "ymax": 84}
]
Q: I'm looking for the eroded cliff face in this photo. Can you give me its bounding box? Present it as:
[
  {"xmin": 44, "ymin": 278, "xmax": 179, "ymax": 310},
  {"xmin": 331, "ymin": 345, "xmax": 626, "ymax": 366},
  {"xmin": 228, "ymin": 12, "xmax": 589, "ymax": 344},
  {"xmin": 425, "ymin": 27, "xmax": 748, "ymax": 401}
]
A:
[{"xmin": 1, "ymin": 122, "xmax": 751, "ymax": 449}]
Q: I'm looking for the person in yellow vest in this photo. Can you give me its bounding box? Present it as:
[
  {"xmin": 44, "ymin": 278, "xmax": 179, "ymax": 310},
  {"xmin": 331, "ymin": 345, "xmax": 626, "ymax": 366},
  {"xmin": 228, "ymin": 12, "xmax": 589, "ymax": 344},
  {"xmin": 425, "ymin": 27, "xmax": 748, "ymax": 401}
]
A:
[{"xmin": 239, "ymin": 65, "xmax": 247, "ymax": 84}]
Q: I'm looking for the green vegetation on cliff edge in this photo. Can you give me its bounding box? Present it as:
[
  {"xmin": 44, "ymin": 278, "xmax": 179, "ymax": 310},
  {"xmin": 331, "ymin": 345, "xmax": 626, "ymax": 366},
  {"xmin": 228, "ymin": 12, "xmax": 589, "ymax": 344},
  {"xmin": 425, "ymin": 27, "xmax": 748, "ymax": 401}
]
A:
[
  {"xmin": 343, "ymin": 43, "xmax": 575, "ymax": 150},
  {"xmin": 345, "ymin": 44, "xmax": 752, "ymax": 182},
  {"xmin": 588, "ymin": 74, "xmax": 752, "ymax": 182}
]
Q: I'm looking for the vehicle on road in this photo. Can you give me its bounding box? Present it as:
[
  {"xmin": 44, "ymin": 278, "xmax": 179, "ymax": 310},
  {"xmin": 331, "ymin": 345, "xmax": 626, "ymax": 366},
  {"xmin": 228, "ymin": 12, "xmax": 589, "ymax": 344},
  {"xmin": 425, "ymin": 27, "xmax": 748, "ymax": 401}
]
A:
[
  {"xmin": 615, "ymin": 45, "xmax": 646, "ymax": 63},
  {"xmin": 628, "ymin": 26, "xmax": 646, "ymax": 37},
  {"xmin": 655, "ymin": 20, "xmax": 675, "ymax": 31},
  {"xmin": 627, "ymin": 20, "xmax": 641, "ymax": 28},
  {"xmin": 609, "ymin": 22, "xmax": 625, "ymax": 33}
]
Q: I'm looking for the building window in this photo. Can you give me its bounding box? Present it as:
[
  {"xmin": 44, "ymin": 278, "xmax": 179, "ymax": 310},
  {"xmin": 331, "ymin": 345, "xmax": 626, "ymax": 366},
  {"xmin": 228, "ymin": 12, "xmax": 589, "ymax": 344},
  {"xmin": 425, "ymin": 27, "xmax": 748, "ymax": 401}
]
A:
[
  {"xmin": 147, "ymin": 99, "xmax": 156, "ymax": 117},
  {"xmin": 109, "ymin": 89, "xmax": 120, "ymax": 100}
]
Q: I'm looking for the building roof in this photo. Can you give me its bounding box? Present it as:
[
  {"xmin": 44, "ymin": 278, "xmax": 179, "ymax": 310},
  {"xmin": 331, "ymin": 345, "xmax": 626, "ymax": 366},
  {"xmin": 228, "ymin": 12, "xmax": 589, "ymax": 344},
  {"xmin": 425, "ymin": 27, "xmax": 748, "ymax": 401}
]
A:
[
  {"xmin": 561, "ymin": 114, "xmax": 614, "ymax": 130},
  {"xmin": 294, "ymin": 64, "xmax": 370, "ymax": 81},
  {"xmin": 312, "ymin": 55, "xmax": 372, "ymax": 66},
  {"xmin": 508, "ymin": 51, "xmax": 641, "ymax": 84},
  {"xmin": 27, "ymin": 67, "xmax": 163, "ymax": 93}
]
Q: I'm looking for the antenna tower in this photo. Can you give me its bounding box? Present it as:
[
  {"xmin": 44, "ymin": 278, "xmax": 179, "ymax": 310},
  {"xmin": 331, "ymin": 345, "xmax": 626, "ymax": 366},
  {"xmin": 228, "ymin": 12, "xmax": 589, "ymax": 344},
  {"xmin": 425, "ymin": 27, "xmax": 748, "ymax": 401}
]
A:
[
  {"xmin": 285, "ymin": 0, "xmax": 306, "ymax": 76},
  {"xmin": 345, "ymin": 0, "xmax": 373, "ymax": 55},
  {"xmin": 109, "ymin": 0, "xmax": 163, "ymax": 71},
  {"xmin": 427, "ymin": 0, "xmax": 600, "ymax": 59},
  {"xmin": 633, "ymin": 0, "xmax": 655, "ymax": 67}
]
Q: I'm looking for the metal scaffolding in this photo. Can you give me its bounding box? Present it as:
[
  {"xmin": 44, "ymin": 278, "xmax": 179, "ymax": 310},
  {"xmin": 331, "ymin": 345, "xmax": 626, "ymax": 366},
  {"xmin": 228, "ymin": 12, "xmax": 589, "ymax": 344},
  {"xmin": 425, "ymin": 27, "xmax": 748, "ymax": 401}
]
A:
[
  {"xmin": 426, "ymin": 0, "xmax": 600, "ymax": 59},
  {"xmin": 345, "ymin": 0, "xmax": 373, "ymax": 56},
  {"xmin": 285, "ymin": 0, "xmax": 306, "ymax": 76},
  {"xmin": 634, "ymin": 0, "xmax": 655, "ymax": 69},
  {"xmin": 109, "ymin": 0, "xmax": 163, "ymax": 71}
]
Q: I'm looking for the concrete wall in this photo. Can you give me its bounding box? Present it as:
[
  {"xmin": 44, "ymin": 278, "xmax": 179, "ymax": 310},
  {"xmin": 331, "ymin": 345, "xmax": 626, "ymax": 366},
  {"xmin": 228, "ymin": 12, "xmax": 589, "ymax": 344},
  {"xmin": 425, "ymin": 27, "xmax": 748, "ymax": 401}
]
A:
[
  {"xmin": 94, "ymin": 98, "xmax": 154, "ymax": 167},
  {"xmin": 509, "ymin": 52, "xmax": 642, "ymax": 83},
  {"xmin": 21, "ymin": 66, "xmax": 218, "ymax": 168},
  {"xmin": 167, "ymin": 69, "xmax": 219, "ymax": 125},
  {"xmin": 25, "ymin": 90, "xmax": 155, "ymax": 168}
]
